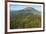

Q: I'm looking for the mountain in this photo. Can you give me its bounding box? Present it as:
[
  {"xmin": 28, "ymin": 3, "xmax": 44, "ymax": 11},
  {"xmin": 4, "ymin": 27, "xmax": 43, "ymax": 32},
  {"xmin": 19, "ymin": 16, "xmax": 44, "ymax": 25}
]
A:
[
  {"xmin": 22, "ymin": 7, "xmax": 41, "ymax": 15},
  {"xmin": 10, "ymin": 7, "xmax": 41, "ymax": 16}
]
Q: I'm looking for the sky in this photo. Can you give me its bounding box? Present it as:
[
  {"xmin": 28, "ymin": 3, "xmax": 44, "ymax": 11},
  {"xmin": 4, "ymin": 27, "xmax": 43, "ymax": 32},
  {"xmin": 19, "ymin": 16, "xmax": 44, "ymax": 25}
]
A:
[{"xmin": 10, "ymin": 4, "xmax": 42, "ymax": 11}]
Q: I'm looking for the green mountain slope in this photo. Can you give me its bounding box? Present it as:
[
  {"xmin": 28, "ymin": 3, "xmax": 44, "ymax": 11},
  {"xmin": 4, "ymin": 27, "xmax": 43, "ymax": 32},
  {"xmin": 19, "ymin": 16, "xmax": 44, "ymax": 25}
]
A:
[{"xmin": 10, "ymin": 7, "xmax": 41, "ymax": 29}]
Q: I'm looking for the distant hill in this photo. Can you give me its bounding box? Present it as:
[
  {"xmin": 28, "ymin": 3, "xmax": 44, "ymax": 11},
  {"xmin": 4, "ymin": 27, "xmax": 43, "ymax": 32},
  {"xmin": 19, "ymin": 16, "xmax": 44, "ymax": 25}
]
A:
[{"xmin": 10, "ymin": 7, "xmax": 41, "ymax": 16}]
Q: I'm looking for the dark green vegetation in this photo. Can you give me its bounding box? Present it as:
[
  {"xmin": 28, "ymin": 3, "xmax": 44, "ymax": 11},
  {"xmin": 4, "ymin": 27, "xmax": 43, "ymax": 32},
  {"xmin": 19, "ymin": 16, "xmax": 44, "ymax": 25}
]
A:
[{"xmin": 10, "ymin": 7, "xmax": 41, "ymax": 29}]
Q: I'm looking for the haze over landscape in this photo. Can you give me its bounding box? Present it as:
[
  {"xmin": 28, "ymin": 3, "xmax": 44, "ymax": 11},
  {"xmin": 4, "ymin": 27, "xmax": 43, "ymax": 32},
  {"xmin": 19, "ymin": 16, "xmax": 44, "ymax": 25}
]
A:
[{"xmin": 10, "ymin": 4, "xmax": 41, "ymax": 11}]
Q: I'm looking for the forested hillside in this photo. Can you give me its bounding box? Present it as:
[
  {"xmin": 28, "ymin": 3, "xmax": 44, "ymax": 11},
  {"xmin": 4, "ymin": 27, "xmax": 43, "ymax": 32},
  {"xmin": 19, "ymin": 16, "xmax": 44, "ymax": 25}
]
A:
[{"xmin": 10, "ymin": 7, "xmax": 41, "ymax": 29}]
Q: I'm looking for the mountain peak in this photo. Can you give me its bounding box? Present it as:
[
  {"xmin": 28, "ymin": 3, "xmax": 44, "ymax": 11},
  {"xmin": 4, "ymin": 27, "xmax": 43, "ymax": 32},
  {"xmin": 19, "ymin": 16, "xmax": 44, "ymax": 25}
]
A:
[{"xmin": 24, "ymin": 7, "xmax": 32, "ymax": 9}]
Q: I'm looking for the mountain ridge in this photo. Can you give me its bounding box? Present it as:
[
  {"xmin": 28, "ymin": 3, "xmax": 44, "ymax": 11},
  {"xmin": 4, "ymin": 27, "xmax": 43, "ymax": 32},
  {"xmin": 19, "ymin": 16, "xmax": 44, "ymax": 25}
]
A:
[{"xmin": 10, "ymin": 7, "xmax": 41, "ymax": 15}]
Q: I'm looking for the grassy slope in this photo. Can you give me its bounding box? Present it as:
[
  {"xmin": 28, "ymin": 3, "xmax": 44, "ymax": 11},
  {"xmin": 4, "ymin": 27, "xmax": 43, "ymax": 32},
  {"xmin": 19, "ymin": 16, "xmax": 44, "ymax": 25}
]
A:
[{"xmin": 10, "ymin": 13, "xmax": 41, "ymax": 29}]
